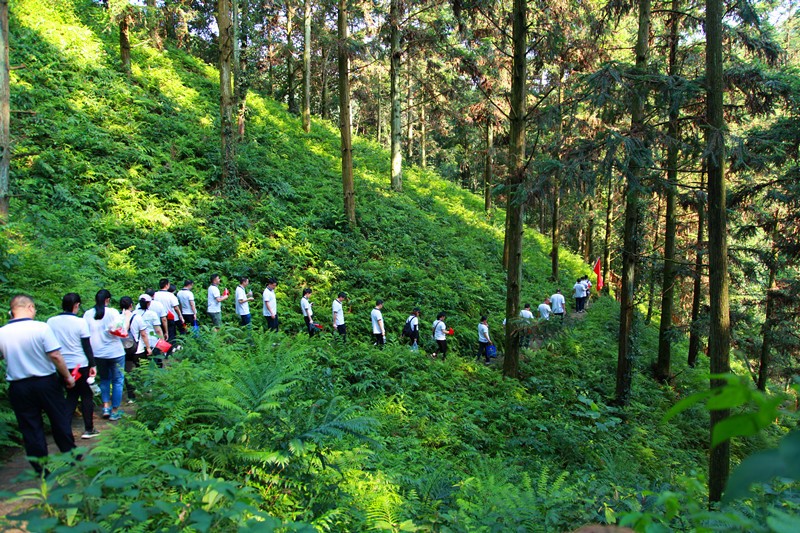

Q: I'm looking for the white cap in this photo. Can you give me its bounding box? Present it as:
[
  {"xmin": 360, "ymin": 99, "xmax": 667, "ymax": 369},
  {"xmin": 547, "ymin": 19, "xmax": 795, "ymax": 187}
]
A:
[{"xmin": 138, "ymin": 294, "xmax": 153, "ymax": 302}]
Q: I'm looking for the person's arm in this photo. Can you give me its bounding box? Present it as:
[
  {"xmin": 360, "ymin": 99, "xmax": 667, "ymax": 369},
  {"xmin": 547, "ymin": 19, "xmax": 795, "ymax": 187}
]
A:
[
  {"xmin": 141, "ymin": 329, "xmax": 152, "ymax": 355},
  {"xmin": 190, "ymin": 299, "xmax": 197, "ymax": 316},
  {"xmin": 332, "ymin": 309, "xmax": 338, "ymax": 329},
  {"xmin": 48, "ymin": 349, "xmax": 75, "ymax": 389},
  {"xmin": 80, "ymin": 336, "xmax": 97, "ymax": 377},
  {"xmin": 174, "ymin": 304, "xmax": 184, "ymax": 324},
  {"xmin": 161, "ymin": 316, "xmax": 168, "ymax": 334},
  {"xmin": 154, "ymin": 324, "xmax": 165, "ymax": 340},
  {"xmin": 379, "ymin": 316, "xmax": 385, "ymax": 337}
]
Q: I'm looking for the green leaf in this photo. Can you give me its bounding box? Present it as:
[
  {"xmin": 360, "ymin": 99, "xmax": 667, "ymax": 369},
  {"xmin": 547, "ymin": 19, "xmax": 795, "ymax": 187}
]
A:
[
  {"xmin": 663, "ymin": 388, "xmax": 716, "ymax": 423},
  {"xmin": 711, "ymin": 413, "xmax": 765, "ymax": 448},
  {"xmin": 767, "ymin": 508, "xmax": 800, "ymax": 533}
]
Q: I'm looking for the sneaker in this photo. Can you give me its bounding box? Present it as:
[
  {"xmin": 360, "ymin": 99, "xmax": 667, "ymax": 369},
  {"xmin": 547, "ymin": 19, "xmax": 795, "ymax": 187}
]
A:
[
  {"xmin": 109, "ymin": 410, "xmax": 124, "ymax": 421},
  {"xmin": 127, "ymin": 399, "xmax": 135, "ymax": 404},
  {"xmin": 102, "ymin": 407, "xmax": 111, "ymax": 419},
  {"xmin": 81, "ymin": 429, "xmax": 100, "ymax": 439}
]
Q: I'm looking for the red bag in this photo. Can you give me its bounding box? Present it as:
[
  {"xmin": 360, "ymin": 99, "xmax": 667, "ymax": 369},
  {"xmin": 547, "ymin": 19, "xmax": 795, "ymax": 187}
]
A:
[
  {"xmin": 155, "ymin": 339, "xmax": 172, "ymax": 353},
  {"xmin": 167, "ymin": 311, "xmax": 175, "ymax": 321}
]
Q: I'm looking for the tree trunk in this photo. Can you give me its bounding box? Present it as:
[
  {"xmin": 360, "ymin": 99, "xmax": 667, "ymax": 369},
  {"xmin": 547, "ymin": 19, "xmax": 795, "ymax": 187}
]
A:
[
  {"xmin": 615, "ymin": 0, "xmax": 650, "ymax": 406},
  {"xmin": 706, "ymin": 0, "xmax": 731, "ymax": 504},
  {"xmin": 286, "ymin": 3, "xmax": 297, "ymax": 114},
  {"xmin": 645, "ymin": 196, "xmax": 662, "ymax": 325},
  {"xmin": 233, "ymin": 0, "xmax": 249, "ymax": 140},
  {"xmin": 320, "ymin": 47, "xmax": 330, "ymax": 119},
  {"xmin": 406, "ymin": 65, "xmax": 413, "ymax": 161},
  {"xmin": 119, "ymin": 10, "xmax": 131, "ymax": 74},
  {"xmin": 0, "ymin": 0, "xmax": 9, "ymax": 223},
  {"xmin": 551, "ymin": 76, "xmax": 563, "ymax": 282},
  {"xmin": 484, "ymin": 118, "xmax": 493, "ymax": 211},
  {"xmin": 218, "ymin": 0, "xmax": 237, "ymax": 186},
  {"xmin": 420, "ymin": 104, "xmax": 426, "ymax": 168},
  {"xmin": 688, "ymin": 169, "xmax": 705, "ymax": 367},
  {"xmin": 656, "ymin": 0, "xmax": 681, "ymax": 382},
  {"xmin": 502, "ymin": 0, "xmax": 526, "ymax": 379},
  {"xmin": 602, "ymin": 171, "xmax": 613, "ymax": 295},
  {"xmin": 390, "ymin": 0, "xmax": 402, "ymax": 191},
  {"xmin": 338, "ymin": 0, "xmax": 355, "ymax": 226},
  {"xmin": 146, "ymin": 0, "xmax": 162, "ymax": 50},
  {"xmin": 757, "ymin": 240, "xmax": 777, "ymax": 391},
  {"xmin": 302, "ymin": 0, "xmax": 311, "ymax": 132}
]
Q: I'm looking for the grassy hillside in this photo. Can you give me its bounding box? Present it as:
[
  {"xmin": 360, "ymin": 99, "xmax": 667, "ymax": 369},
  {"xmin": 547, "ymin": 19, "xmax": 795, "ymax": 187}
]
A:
[{"xmin": 1, "ymin": 1, "xmax": 791, "ymax": 531}]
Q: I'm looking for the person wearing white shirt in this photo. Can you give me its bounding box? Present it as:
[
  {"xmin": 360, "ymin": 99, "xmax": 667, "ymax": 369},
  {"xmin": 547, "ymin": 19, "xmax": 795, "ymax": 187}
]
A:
[
  {"xmin": 538, "ymin": 298, "xmax": 552, "ymax": 320},
  {"xmin": 550, "ymin": 290, "xmax": 566, "ymax": 320},
  {"xmin": 262, "ymin": 278, "xmax": 279, "ymax": 331},
  {"xmin": 404, "ymin": 308, "xmax": 421, "ymax": 349},
  {"xmin": 1, "ymin": 294, "xmax": 76, "ymax": 473},
  {"xmin": 477, "ymin": 316, "xmax": 493, "ymax": 364},
  {"xmin": 207, "ymin": 274, "xmax": 229, "ymax": 328},
  {"xmin": 84, "ymin": 289, "xmax": 126, "ymax": 421},
  {"xmin": 177, "ymin": 280, "xmax": 197, "ymax": 329},
  {"xmin": 332, "ymin": 292, "xmax": 347, "ymax": 343},
  {"xmin": 235, "ymin": 276, "xmax": 254, "ymax": 326},
  {"xmin": 432, "ymin": 312, "xmax": 448, "ymax": 360},
  {"xmin": 519, "ymin": 304, "xmax": 535, "ymax": 348},
  {"xmin": 154, "ymin": 279, "xmax": 183, "ymax": 340},
  {"xmin": 301, "ymin": 288, "xmax": 315, "ymax": 336},
  {"xmin": 371, "ymin": 300, "xmax": 386, "ymax": 348},
  {"xmin": 573, "ymin": 278, "xmax": 587, "ymax": 313}
]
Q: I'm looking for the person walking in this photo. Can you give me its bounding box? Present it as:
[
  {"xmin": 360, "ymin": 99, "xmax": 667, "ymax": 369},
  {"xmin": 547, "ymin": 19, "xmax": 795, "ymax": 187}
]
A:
[
  {"xmin": 573, "ymin": 278, "xmax": 586, "ymax": 313},
  {"xmin": 520, "ymin": 303, "xmax": 534, "ymax": 347},
  {"xmin": 177, "ymin": 280, "xmax": 197, "ymax": 332},
  {"xmin": 301, "ymin": 288, "xmax": 315, "ymax": 336},
  {"xmin": 235, "ymin": 276, "xmax": 254, "ymax": 327},
  {"xmin": 0, "ymin": 294, "xmax": 76, "ymax": 473},
  {"xmin": 84, "ymin": 289, "xmax": 126, "ymax": 421},
  {"xmin": 371, "ymin": 300, "xmax": 386, "ymax": 348},
  {"xmin": 538, "ymin": 297, "xmax": 552, "ymax": 320},
  {"xmin": 477, "ymin": 316, "xmax": 493, "ymax": 364},
  {"xmin": 403, "ymin": 308, "xmax": 421, "ymax": 350},
  {"xmin": 332, "ymin": 292, "xmax": 347, "ymax": 343},
  {"xmin": 207, "ymin": 274, "xmax": 229, "ymax": 328},
  {"xmin": 262, "ymin": 278, "xmax": 279, "ymax": 332},
  {"xmin": 550, "ymin": 289, "xmax": 566, "ymax": 320},
  {"xmin": 120, "ymin": 296, "xmax": 150, "ymax": 404},
  {"xmin": 47, "ymin": 293, "xmax": 98, "ymax": 439},
  {"xmin": 154, "ymin": 279, "xmax": 183, "ymax": 340},
  {"xmin": 432, "ymin": 312, "xmax": 448, "ymax": 360}
]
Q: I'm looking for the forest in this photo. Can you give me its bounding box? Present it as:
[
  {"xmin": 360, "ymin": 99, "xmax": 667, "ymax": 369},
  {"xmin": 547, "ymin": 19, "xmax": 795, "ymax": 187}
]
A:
[{"xmin": 0, "ymin": 0, "xmax": 799, "ymax": 530}]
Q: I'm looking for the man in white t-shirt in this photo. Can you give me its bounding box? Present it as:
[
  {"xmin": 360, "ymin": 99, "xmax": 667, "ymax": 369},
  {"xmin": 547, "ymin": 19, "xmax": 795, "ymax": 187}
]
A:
[
  {"xmin": 235, "ymin": 276, "xmax": 254, "ymax": 326},
  {"xmin": 432, "ymin": 312, "xmax": 448, "ymax": 359},
  {"xmin": 48, "ymin": 292, "xmax": 98, "ymax": 439},
  {"xmin": 520, "ymin": 303, "xmax": 534, "ymax": 347},
  {"xmin": 0, "ymin": 294, "xmax": 76, "ymax": 472},
  {"xmin": 332, "ymin": 292, "xmax": 347, "ymax": 343},
  {"xmin": 573, "ymin": 278, "xmax": 586, "ymax": 313},
  {"xmin": 477, "ymin": 316, "xmax": 493, "ymax": 364},
  {"xmin": 550, "ymin": 289, "xmax": 566, "ymax": 320},
  {"xmin": 301, "ymin": 288, "xmax": 315, "ymax": 336},
  {"xmin": 371, "ymin": 300, "xmax": 385, "ymax": 348},
  {"xmin": 538, "ymin": 297, "xmax": 552, "ymax": 320},
  {"xmin": 154, "ymin": 279, "xmax": 183, "ymax": 340},
  {"xmin": 177, "ymin": 280, "xmax": 197, "ymax": 329},
  {"xmin": 262, "ymin": 278, "xmax": 279, "ymax": 332},
  {"xmin": 207, "ymin": 274, "xmax": 229, "ymax": 328}
]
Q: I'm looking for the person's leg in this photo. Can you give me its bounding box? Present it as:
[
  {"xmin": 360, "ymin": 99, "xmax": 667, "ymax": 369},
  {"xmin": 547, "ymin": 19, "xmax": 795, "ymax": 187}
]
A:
[
  {"xmin": 9, "ymin": 378, "xmax": 49, "ymax": 471},
  {"xmin": 125, "ymin": 351, "xmax": 141, "ymax": 401},
  {"xmin": 65, "ymin": 375, "xmax": 81, "ymax": 426},
  {"xmin": 76, "ymin": 368, "xmax": 95, "ymax": 433},
  {"xmin": 337, "ymin": 324, "xmax": 347, "ymax": 344},
  {"xmin": 39, "ymin": 375, "xmax": 75, "ymax": 453},
  {"xmin": 109, "ymin": 357, "xmax": 125, "ymax": 412},
  {"xmin": 437, "ymin": 340, "xmax": 448, "ymax": 360},
  {"xmin": 304, "ymin": 316, "xmax": 313, "ymax": 337},
  {"xmin": 95, "ymin": 358, "xmax": 112, "ymax": 410}
]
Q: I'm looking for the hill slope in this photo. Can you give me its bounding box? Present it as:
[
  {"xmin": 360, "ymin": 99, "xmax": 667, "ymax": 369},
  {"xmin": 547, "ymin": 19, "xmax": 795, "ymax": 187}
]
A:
[{"xmin": 1, "ymin": 1, "xmax": 766, "ymax": 531}]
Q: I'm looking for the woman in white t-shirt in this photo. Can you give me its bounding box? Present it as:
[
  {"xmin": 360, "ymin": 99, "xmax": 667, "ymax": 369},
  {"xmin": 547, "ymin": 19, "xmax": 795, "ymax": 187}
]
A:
[
  {"xmin": 432, "ymin": 312, "xmax": 448, "ymax": 360},
  {"xmin": 83, "ymin": 289, "xmax": 126, "ymax": 421},
  {"xmin": 120, "ymin": 296, "xmax": 150, "ymax": 404}
]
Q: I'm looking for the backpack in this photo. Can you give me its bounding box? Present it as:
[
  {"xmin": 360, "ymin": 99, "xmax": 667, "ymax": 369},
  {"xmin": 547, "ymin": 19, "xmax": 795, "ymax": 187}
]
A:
[
  {"xmin": 402, "ymin": 316, "xmax": 415, "ymax": 337},
  {"xmin": 121, "ymin": 315, "xmax": 137, "ymax": 349}
]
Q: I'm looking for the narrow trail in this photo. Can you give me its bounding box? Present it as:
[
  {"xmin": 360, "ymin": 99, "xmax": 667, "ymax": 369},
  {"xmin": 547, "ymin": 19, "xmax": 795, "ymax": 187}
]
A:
[{"xmin": 0, "ymin": 403, "xmax": 134, "ymax": 529}]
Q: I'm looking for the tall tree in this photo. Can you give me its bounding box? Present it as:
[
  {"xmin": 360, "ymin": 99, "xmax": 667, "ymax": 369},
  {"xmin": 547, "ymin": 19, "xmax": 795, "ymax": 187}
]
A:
[
  {"xmin": 338, "ymin": 0, "xmax": 355, "ymax": 225},
  {"xmin": 302, "ymin": 0, "xmax": 311, "ymax": 132},
  {"xmin": 0, "ymin": 0, "xmax": 8, "ymax": 223},
  {"xmin": 615, "ymin": 0, "xmax": 651, "ymax": 405},
  {"xmin": 146, "ymin": 0, "xmax": 162, "ymax": 50},
  {"xmin": 656, "ymin": 0, "xmax": 682, "ymax": 382},
  {"xmin": 218, "ymin": 0, "xmax": 237, "ymax": 186},
  {"xmin": 484, "ymin": 114, "xmax": 493, "ymax": 211},
  {"xmin": 687, "ymin": 170, "xmax": 705, "ymax": 367},
  {"xmin": 551, "ymin": 72, "xmax": 563, "ymax": 281},
  {"xmin": 286, "ymin": 1, "xmax": 298, "ymax": 114},
  {"xmin": 705, "ymin": 0, "xmax": 731, "ymax": 504},
  {"xmin": 118, "ymin": 4, "xmax": 133, "ymax": 74},
  {"xmin": 389, "ymin": 0, "xmax": 402, "ymax": 191},
  {"xmin": 503, "ymin": 0, "xmax": 527, "ymax": 379}
]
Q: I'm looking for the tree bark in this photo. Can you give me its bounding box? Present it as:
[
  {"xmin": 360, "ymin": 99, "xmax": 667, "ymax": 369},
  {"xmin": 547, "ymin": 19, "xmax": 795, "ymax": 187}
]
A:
[
  {"xmin": 706, "ymin": 0, "xmax": 731, "ymax": 504},
  {"xmin": 320, "ymin": 47, "xmax": 330, "ymax": 119},
  {"xmin": 615, "ymin": 0, "xmax": 650, "ymax": 406},
  {"xmin": 146, "ymin": 0, "xmax": 162, "ymax": 50},
  {"xmin": 688, "ymin": 169, "xmax": 705, "ymax": 367},
  {"xmin": 390, "ymin": 0, "xmax": 402, "ymax": 191},
  {"xmin": 502, "ymin": 0, "xmax": 526, "ymax": 379},
  {"xmin": 0, "ymin": 0, "xmax": 9, "ymax": 223},
  {"xmin": 406, "ymin": 63, "xmax": 413, "ymax": 160},
  {"xmin": 602, "ymin": 171, "xmax": 613, "ymax": 295},
  {"xmin": 218, "ymin": 0, "xmax": 237, "ymax": 186},
  {"xmin": 484, "ymin": 118, "xmax": 493, "ymax": 211},
  {"xmin": 656, "ymin": 0, "xmax": 681, "ymax": 382},
  {"xmin": 233, "ymin": 0, "xmax": 249, "ymax": 140},
  {"xmin": 551, "ymin": 76, "xmax": 562, "ymax": 282},
  {"xmin": 338, "ymin": 0, "xmax": 355, "ymax": 226},
  {"xmin": 302, "ymin": 0, "xmax": 311, "ymax": 132},
  {"xmin": 286, "ymin": 2, "xmax": 297, "ymax": 114},
  {"xmin": 420, "ymin": 104, "xmax": 426, "ymax": 168},
  {"xmin": 757, "ymin": 242, "xmax": 777, "ymax": 391},
  {"xmin": 119, "ymin": 10, "xmax": 132, "ymax": 74},
  {"xmin": 645, "ymin": 196, "xmax": 662, "ymax": 325}
]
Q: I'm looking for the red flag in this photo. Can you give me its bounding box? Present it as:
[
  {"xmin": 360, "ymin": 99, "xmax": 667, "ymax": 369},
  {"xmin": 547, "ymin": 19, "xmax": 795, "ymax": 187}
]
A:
[{"xmin": 593, "ymin": 257, "xmax": 603, "ymax": 290}]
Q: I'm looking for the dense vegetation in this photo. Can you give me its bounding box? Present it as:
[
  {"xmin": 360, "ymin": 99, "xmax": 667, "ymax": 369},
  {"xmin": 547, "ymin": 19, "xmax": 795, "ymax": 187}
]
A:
[{"xmin": 0, "ymin": 0, "xmax": 798, "ymax": 531}]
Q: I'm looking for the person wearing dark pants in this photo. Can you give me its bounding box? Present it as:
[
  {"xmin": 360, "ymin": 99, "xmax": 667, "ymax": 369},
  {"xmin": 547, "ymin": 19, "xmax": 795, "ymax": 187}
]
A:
[
  {"xmin": 332, "ymin": 292, "xmax": 347, "ymax": 344},
  {"xmin": 263, "ymin": 278, "xmax": 279, "ymax": 332},
  {"xmin": 477, "ymin": 316, "xmax": 493, "ymax": 364},
  {"xmin": 47, "ymin": 293, "xmax": 99, "ymax": 439},
  {"xmin": 432, "ymin": 312, "xmax": 448, "ymax": 360},
  {"xmin": 371, "ymin": 300, "xmax": 385, "ymax": 349},
  {"xmin": 1, "ymin": 294, "xmax": 76, "ymax": 473},
  {"xmin": 301, "ymin": 288, "xmax": 316, "ymax": 337}
]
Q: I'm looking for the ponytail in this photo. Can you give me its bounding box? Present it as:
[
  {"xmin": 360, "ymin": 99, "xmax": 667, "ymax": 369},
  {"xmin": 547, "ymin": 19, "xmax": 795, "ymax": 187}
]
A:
[{"xmin": 94, "ymin": 289, "xmax": 111, "ymax": 320}]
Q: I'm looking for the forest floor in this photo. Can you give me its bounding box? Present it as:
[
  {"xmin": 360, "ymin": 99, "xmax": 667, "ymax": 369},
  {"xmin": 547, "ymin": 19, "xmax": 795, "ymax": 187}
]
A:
[{"xmin": 0, "ymin": 403, "xmax": 135, "ymax": 531}]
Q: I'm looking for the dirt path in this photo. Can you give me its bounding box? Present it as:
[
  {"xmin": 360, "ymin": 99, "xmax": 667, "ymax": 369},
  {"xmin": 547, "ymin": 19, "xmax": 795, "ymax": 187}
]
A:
[{"xmin": 0, "ymin": 403, "xmax": 132, "ymax": 529}]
